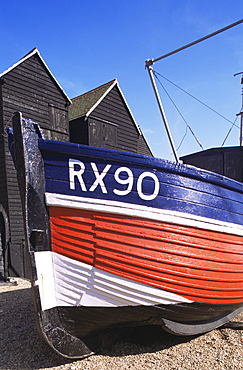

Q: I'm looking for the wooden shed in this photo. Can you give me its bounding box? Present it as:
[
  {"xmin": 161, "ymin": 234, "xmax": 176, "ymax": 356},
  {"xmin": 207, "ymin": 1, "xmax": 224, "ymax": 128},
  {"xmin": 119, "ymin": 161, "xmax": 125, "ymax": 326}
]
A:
[
  {"xmin": 0, "ymin": 48, "xmax": 71, "ymax": 280},
  {"xmin": 181, "ymin": 146, "xmax": 243, "ymax": 183},
  {"xmin": 69, "ymin": 79, "xmax": 153, "ymax": 156}
]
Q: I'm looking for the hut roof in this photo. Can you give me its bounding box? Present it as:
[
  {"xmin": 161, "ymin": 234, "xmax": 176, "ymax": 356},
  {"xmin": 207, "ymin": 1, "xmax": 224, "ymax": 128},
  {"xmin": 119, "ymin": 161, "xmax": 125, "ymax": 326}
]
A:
[{"xmin": 0, "ymin": 48, "xmax": 71, "ymax": 105}]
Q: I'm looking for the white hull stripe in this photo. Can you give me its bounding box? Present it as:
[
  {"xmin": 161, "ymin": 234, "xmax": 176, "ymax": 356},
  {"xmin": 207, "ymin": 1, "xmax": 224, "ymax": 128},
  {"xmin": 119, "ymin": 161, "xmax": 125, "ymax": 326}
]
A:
[
  {"xmin": 34, "ymin": 251, "xmax": 192, "ymax": 312},
  {"xmin": 45, "ymin": 192, "xmax": 243, "ymax": 237}
]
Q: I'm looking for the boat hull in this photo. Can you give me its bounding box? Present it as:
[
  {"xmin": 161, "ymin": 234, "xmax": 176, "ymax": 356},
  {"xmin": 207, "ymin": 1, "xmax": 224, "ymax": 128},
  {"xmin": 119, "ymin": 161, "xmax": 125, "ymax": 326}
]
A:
[
  {"xmin": 11, "ymin": 112, "xmax": 243, "ymax": 358},
  {"xmin": 48, "ymin": 206, "xmax": 243, "ymax": 305}
]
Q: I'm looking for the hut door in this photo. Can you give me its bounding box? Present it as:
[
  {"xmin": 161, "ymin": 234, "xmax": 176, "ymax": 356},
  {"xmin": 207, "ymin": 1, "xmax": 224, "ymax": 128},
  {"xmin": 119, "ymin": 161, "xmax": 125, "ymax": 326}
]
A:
[
  {"xmin": 103, "ymin": 123, "xmax": 117, "ymax": 149},
  {"xmin": 89, "ymin": 120, "xmax": 117, "ymax": 149},
  {"xmin": 0, "ymin": 212, "xmax": 6, "ymax": 281},
  {"xmin": 89, "ymin": 121, "xmax": 102, "ymax": 147}
]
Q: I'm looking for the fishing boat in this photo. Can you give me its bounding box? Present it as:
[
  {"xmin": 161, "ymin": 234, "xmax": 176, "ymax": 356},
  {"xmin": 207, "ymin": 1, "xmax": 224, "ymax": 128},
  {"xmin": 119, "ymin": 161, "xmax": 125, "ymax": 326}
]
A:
[
  {"xmin": 10, "ymin": 105, "xmax": 243, "ymax": 358},
  {"xmin": 9, "ymin": 20, "xmax": 243, "ymax": 359}
]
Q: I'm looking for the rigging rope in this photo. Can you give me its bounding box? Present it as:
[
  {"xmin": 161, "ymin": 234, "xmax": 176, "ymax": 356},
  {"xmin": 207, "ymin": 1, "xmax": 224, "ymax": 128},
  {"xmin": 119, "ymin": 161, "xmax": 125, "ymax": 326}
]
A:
[
  {"xmin": 153, "ymin": 70, "xmax": 204, "ymax": 150},
  {"xmin": 154, "ymin": 71, "xmax": 240, "ymax": 130},
  {"xmin": 145, "ymin": 20, "xmax": 243, "ymax": 153},
  {"xmin": 221, "ymin": 116, "xmax": 239, "ymax": 146},
  {"xmin": 153, "ymin": 69, "xmax": 241, "ymax": 148}
]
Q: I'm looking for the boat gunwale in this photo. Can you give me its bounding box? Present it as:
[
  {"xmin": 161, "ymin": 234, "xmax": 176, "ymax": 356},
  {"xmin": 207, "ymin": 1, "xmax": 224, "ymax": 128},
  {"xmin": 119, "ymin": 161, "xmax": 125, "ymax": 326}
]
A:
[{"xmin": 38, "ymin": 138, "xmax": 243, "ymax": 195}]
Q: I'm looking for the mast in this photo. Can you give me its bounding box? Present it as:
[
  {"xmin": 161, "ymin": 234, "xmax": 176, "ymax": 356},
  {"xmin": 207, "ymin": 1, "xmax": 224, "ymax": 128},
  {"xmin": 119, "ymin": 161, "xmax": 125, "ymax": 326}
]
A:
[
  {"xmin": 235, "ymin": 72, "xmax": 243, "ymax": 146},
  {"xmin": 146, "ymin": 60, "xmax": 179, "ymax": 162},
  {"xmin": 146, "ymin": 19, "xmax": 243, "ymax": 161}
]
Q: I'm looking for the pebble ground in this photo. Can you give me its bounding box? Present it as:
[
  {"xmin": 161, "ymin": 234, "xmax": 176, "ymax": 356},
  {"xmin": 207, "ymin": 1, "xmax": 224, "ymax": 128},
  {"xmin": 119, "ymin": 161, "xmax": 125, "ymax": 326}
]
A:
[{"xmin": 1, "ymin": 278, "xmax": 243, "ymax": 370}]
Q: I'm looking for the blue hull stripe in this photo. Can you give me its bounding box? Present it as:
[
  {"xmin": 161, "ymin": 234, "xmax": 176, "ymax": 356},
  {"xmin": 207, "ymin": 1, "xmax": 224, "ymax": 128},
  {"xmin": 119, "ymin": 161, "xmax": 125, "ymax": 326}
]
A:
[{"xmin": 39, "ymin": 139, "xmax": 243, "ymax": 227}]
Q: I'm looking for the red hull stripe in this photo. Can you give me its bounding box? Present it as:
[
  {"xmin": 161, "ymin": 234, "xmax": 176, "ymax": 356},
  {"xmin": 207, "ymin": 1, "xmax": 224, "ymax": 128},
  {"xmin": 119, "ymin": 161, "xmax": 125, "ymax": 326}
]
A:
[{"xmin": 49, "ymin": 206, "xmax": 243, "ymax": 304}]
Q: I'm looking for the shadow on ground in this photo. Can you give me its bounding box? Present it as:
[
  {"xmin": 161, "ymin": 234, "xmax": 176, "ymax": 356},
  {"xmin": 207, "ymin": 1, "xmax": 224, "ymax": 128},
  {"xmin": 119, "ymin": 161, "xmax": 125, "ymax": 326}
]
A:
[{"xmin": 0, "ymin": 284, "xmax": 194, "ymax": 370}]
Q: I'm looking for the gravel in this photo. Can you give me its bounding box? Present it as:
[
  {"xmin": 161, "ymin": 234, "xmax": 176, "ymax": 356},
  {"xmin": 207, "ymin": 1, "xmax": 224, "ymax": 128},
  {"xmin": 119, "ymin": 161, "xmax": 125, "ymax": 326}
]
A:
[{"xmin": 1, "ymin": 278, "xmax": 243, "ymax": 370}]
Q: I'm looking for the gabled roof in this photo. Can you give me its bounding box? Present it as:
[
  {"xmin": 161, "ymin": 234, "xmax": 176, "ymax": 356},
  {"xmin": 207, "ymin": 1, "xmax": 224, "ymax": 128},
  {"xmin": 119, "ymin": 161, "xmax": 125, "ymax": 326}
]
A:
[
  {"xmin": 69, "ymin": 79, "xmax": 117, "ymax": 120},
  {"xmin": 69, "ymin": 79, "xmax": 142, "ymax": 135},
  {"xmin": 0, "ymin": 48, "xmax": 71, "ymax": 104}
]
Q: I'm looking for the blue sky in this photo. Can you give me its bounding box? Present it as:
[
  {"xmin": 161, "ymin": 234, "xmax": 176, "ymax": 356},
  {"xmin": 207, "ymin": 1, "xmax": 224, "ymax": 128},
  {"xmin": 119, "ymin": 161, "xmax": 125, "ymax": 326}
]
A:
[{"xmin": 1, "ymin": 1, "xmax": 243, "ymax": 160}]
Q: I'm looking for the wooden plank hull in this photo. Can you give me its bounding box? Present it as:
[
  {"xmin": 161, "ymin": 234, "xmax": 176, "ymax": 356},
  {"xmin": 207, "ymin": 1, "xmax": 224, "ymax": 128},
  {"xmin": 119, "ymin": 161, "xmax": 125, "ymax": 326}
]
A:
[
  {"xmin": 48, "ymin": 206, "xmax": 243, "ymax": 304},
  {"xmin": 10, "ymin": 112, "xmax": 243, "ymax": 358}
]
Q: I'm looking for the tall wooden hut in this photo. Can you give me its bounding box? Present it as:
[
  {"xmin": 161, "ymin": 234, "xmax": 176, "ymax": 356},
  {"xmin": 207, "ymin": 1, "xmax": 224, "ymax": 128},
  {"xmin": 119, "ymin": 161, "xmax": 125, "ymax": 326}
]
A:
[
  {"xmin": 69, "ymin": 79, "xmax": 153, "ymax": 156},
  {"xmin": 0, "ymin": 48, "xmax": 71, "ymax": 280}
]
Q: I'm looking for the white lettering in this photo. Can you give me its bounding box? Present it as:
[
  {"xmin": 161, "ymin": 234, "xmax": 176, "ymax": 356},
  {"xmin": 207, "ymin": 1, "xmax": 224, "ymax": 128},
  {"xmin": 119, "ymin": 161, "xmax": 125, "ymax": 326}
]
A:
[
  {"xmin": 113, "ymin": 167, "xmax": 134, "ymax": 196},
  {"xmin": 69, "ymin": 159, "xmax": 87, "ymax": 191},
  {"xmin": 137, "ymin": 172, "xmax": 160, "ymax": 200},
  {"xmin": 89, "ymin": 162, "xmax": 112, "ymax": 193},
  {"xmin": 68, "ymin": 159, "xmax": 160, "ymax": 201}
]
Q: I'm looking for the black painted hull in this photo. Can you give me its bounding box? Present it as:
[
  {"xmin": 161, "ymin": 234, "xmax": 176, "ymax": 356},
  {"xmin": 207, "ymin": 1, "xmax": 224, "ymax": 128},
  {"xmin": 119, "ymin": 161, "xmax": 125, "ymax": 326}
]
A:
[{"xmin": 35, "ymin": 301, "xmax": 243, "ymax": 356}]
